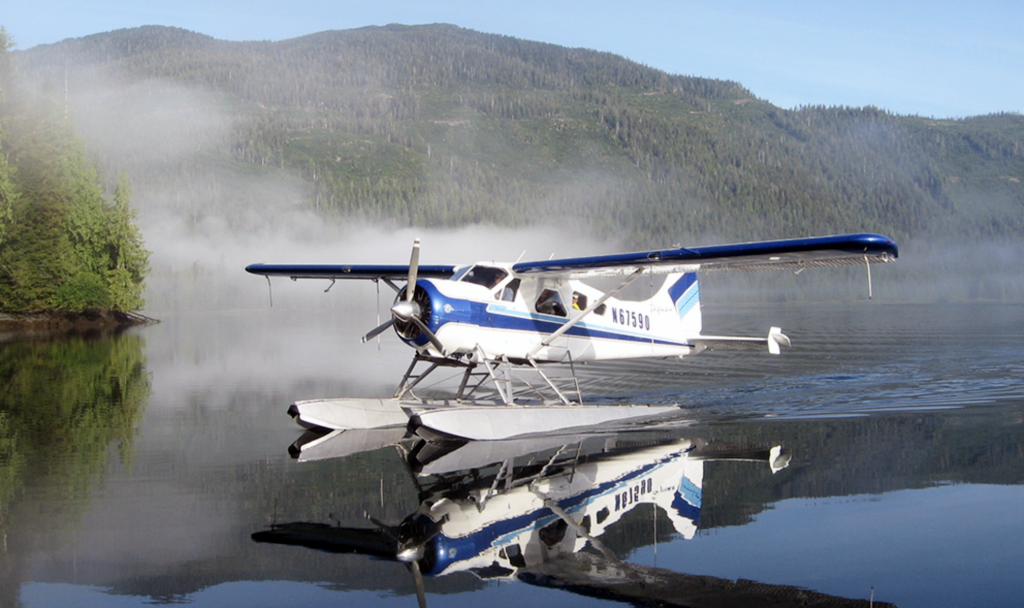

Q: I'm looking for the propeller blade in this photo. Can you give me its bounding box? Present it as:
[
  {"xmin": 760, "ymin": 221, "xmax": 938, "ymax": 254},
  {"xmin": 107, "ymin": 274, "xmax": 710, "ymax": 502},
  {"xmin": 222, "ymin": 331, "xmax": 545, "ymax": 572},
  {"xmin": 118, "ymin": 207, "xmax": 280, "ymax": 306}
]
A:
[
  {"xmin": 366, "ymin": 514, "xmax": 400, "ymax": 542},
  {"xmin": 362, "ymin": 236, "xmax": 419, "ymax": 343},
  {"xmin": 410, "ymin": 316, "xmax": 445, "ymax": 355},
  {"xmin": 406, "ymin": 238, "xmax": 420, "ymax": 303},
  {"xmin": 361, "ymin": 318, "xmax": 395, "ymax": 343},
  {"xmin": 411, "ymin": 559, "xmax": 427, "ymax": 608}
]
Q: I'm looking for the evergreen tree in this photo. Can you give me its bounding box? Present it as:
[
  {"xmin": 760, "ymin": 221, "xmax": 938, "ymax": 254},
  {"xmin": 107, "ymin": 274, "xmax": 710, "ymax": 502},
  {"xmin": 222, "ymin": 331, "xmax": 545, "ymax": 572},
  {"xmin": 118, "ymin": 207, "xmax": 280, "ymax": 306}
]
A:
[
  {"xmin": 0, "ymin": 32, "xmax": 149, "ymax": 313},
  {"xmin": 106, "ymin": 173, "xmax": 149, "ymax": 310},
  {"xmin": 0, "ymin": 28, "xmax": 17, "ymax": 250},
  {"xmin": 0, "ymin": 133, "xmax": 16, "ymax": 250}
]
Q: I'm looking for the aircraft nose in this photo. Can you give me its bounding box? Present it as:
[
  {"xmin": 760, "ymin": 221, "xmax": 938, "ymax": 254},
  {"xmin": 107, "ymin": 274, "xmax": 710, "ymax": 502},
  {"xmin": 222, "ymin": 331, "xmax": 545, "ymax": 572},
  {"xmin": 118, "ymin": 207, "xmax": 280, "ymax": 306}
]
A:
[{"xmin": 391, "ymin": 300, "xmax": 418, "ymax": 322}]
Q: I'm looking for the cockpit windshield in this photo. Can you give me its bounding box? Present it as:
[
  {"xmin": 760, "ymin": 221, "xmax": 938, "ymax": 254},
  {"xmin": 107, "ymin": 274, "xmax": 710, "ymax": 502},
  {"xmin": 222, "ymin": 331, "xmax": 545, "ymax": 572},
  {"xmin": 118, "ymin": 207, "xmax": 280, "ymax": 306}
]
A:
[{"xmin": 459, "ymin": 265, "xmax": 508, "ymax": 289}]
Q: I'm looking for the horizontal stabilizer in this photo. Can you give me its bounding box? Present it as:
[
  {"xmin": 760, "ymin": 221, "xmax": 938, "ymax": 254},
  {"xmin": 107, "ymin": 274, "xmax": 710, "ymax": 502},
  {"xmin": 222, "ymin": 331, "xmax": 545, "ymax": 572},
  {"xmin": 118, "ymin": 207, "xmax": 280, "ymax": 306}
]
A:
[{"xmin": 693, "ymin": 327, "xmax": 790, "ymax": 355}]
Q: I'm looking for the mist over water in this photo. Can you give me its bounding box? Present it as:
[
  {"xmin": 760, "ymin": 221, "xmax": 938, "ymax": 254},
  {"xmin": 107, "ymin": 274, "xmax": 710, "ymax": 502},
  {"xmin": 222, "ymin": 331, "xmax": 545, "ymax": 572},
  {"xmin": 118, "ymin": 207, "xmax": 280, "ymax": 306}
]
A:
[
  {"xmin": 21, "ymin": 59, "xmax": 1022, "ymax": 316},
  {"xmin": 34, "ymin": 68, "xmax": 643, "ymax": 313}
]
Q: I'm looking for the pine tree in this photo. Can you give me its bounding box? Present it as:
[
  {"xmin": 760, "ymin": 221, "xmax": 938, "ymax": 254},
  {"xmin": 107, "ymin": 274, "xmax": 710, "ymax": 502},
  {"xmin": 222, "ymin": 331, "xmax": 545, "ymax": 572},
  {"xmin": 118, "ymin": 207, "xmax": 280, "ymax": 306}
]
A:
[
  {"xmin": 0, "ymin": 33, "xmax": 149, "ymax": 313},
  {"xmin": 105, "ymin": 173, "xmax": 149, "ymax": 310},
  {"xmin": 0, "ymin": 136, "xmax": 16, "ymax": 250},
  {"xmin": 0, "ymin": 28, "xmax": 17, "ymax": 250}
]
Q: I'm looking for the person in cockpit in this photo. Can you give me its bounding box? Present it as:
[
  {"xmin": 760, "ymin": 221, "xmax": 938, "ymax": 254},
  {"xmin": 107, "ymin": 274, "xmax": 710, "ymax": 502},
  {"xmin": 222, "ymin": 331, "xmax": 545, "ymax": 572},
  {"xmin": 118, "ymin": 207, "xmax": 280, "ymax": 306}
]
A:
[{"xmin": 536, "ymin": 289, "xmax": 567, "ymax": 317}]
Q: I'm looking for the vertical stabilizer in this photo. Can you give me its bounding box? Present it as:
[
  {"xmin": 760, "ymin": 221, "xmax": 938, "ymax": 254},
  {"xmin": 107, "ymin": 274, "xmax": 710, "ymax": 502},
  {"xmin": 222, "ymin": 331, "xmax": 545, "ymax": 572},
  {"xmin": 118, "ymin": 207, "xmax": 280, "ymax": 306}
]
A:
[{"xmin": 659, "ymin": 272, "xmax": 702, "ymax": 335}]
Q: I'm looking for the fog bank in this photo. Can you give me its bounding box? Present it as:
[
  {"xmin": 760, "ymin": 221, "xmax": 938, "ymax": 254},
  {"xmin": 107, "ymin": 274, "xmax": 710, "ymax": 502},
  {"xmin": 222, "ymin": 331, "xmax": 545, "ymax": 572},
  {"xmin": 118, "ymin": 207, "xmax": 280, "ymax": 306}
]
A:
[{"xmin": 29, "ymin": 67, "xmax": 1023, "ymax": 312}]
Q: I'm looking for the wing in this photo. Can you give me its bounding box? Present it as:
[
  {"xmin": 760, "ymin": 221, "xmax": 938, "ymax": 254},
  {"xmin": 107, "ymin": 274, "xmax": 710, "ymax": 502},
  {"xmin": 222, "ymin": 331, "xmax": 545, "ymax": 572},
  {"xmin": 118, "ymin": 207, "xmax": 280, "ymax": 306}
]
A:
[
  {"xmin": 512, "ymin": 233, "xmax": 897, "ymax": 279},
  {"xmin": 245, "ymin": 263, "xmax": 458, "ymax": 280}
]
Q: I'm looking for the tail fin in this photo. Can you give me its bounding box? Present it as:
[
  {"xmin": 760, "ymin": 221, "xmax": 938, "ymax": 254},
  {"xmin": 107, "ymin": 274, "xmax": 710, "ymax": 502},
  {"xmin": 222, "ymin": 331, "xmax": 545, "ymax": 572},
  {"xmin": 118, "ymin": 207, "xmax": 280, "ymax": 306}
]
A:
[{"xmin": 658, "ymin": 272, "xmax": 702, "ymax": 335}]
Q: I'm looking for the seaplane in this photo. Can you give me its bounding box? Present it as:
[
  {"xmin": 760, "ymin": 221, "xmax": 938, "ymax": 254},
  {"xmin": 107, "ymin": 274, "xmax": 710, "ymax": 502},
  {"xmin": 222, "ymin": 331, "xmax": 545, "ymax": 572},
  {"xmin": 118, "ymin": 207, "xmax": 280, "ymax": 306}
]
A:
[
  {"xmin": 246, "ymin": 232, "xmax": 897, "ymax": 440},
  {"xmin": 253, "ymin": 429, "xmax": 893, "ymax": 607}
]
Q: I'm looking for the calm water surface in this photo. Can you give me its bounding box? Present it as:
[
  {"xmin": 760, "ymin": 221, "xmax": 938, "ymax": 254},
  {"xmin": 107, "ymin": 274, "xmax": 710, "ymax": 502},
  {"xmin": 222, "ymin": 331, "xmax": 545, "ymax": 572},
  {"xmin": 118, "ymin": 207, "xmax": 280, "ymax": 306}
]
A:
[{"xmin": 3, "ymin": 302, "xmax": 1023, "ymax": 608}]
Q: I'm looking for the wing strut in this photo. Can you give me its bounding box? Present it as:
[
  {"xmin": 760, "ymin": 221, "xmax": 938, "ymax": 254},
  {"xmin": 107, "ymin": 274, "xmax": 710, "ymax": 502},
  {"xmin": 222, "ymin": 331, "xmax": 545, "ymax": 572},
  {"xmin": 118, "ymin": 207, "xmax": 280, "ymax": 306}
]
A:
[
  {"xmin": 865, "ymin": 255, "xmax": 873, "ymax": 299},
  {"xmin": 527, "ymin": 268, "xmax": 644, "ymax": 359},
  {"xmin": 529, "ymin": 485, "xmax": 645, "ymax": 586}
]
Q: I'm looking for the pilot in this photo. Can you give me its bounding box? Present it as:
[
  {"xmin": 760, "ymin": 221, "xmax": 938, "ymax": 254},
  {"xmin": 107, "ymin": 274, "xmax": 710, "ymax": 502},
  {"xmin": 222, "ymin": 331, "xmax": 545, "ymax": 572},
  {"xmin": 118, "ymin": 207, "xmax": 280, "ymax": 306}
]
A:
[{"xmin": 572, "ymin": 293, "xmax": 581, "ymax": 310}]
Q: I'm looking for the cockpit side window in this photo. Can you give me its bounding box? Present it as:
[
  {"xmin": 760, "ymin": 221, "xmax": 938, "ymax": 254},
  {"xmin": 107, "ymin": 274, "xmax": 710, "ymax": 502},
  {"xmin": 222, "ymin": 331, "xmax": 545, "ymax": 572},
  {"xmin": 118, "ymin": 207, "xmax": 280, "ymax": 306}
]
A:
[
  {"xmin": 460, "ymin": 265, "xmax": 508, "ymax": 289},
  {"xmin": 498, "ymin": 278, "xmax": 521, "ymax": 302}
]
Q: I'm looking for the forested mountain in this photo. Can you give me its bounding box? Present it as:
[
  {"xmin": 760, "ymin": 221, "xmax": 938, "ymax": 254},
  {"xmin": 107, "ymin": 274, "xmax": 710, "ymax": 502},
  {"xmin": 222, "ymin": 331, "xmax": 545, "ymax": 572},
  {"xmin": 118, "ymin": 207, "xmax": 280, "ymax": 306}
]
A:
[{"xmin": 14, "ymin": 24, "xmax": 1022, "ymax": 248}]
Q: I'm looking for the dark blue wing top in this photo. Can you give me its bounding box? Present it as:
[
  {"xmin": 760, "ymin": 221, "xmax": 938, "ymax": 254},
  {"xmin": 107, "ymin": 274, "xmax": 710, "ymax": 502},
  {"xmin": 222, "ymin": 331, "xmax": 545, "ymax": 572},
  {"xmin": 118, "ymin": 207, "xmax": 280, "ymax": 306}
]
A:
[
  {"xmin": 512, "ymin": 233, "xmax": 898, "ymax": 278},
  {"xmin": 245, "ymin": 263, "xmax": 458, "ymax": 280},
  {"xmin": 246, "ymin": 233, "xmax": 897, "ymax": 281}
]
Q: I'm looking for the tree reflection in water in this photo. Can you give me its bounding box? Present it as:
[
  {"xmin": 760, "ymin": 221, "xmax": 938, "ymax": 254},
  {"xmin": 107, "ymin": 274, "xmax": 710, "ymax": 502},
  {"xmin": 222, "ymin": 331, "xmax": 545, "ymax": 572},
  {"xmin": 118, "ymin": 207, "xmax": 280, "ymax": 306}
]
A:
[{"xmin": 0, "ymin": 331, "xmax": 150, "ymax": 607}]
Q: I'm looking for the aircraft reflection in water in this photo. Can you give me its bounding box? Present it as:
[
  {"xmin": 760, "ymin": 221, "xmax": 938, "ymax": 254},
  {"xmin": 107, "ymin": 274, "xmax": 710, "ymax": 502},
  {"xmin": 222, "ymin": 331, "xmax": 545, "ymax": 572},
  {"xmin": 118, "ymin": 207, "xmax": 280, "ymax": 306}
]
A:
[{"xmin": 253, "ymin": 429, "xmax": 896, "ymax": 608}]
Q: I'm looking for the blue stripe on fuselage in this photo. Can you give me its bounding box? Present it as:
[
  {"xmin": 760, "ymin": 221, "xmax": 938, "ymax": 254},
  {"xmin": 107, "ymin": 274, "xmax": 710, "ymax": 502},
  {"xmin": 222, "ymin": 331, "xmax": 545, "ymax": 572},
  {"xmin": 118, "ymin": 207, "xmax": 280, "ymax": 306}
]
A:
[{"xmin": 477, "ymin": 303, "xmax": 691, "ymax": 347}]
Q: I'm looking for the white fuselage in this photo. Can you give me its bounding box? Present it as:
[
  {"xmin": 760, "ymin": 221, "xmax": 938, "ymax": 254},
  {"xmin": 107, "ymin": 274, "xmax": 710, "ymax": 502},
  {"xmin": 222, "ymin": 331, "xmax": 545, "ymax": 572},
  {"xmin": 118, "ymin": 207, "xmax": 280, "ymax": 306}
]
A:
[{"xmin": 412, "ymin": 264, "xmax": 703, "ymax": 363}]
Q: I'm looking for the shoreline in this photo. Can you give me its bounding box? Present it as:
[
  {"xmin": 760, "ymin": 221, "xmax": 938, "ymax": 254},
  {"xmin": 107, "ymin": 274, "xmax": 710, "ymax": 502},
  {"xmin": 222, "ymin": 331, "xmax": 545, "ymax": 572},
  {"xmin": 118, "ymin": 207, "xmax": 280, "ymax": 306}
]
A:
[{"xmin": 0, "ymin": 309, "xmax": 159, "ymax": 337}]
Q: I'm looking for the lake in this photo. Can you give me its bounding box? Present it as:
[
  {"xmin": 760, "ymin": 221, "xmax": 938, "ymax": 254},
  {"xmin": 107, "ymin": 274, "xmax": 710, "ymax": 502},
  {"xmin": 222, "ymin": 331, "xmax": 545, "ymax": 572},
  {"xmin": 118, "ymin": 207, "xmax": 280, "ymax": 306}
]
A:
[{"xmin": 3, "ymin": 302, "xmax": 1023, "ymax": 608}]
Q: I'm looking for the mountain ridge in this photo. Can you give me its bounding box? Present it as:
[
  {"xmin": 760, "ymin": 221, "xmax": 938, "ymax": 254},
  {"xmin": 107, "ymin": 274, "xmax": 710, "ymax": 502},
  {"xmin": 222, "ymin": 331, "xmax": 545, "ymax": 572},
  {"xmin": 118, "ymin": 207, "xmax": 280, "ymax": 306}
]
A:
[{"xmin": 12, "ymin": 24, "xmax": 1024, "ymax": 249}]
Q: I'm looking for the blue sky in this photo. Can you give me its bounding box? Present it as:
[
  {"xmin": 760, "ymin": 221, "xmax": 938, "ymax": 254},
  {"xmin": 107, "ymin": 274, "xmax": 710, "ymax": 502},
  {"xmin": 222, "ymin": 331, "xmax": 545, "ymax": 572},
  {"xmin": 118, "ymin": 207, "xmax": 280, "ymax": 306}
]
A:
[{"xmin": 4, "ymin": 0, "xmax": 1021, "ymax": 118}]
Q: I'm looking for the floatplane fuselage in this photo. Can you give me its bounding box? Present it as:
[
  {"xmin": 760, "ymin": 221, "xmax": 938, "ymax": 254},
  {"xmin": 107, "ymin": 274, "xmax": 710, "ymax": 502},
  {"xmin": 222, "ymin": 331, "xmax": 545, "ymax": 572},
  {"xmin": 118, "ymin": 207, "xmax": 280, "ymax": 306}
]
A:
[
  {"xmin": 247, "ymin": 233, "xmax": 897, "ymax": 439},
  {"xmin": 394, "ymin": 264, "xmax": 706, "ymax": 363}
]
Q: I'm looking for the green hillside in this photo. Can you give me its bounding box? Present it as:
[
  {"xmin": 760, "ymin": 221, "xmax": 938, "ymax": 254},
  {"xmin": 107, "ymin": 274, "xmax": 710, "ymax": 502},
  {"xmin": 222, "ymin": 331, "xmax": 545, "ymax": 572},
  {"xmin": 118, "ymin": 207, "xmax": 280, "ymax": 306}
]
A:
[{"xmin": 14, "ymin": 24, "xmax": 1021, "ymax": 249}]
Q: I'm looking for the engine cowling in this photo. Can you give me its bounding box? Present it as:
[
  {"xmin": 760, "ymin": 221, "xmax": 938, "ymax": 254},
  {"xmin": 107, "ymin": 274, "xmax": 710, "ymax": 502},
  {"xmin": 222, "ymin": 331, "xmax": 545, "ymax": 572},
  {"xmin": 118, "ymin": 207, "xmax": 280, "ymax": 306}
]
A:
[{"xmin": 393, "ymin": 284, "xmax": 433, "ymax": 341}]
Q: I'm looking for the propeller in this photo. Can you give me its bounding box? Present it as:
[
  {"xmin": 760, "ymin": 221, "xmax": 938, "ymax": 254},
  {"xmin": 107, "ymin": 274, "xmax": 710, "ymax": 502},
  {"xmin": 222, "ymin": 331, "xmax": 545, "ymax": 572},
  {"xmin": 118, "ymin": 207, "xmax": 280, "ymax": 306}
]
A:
[
  {"xmin": 367, "ymin": 513, "xmax": 444, "ymax": 608},
  {"xmin": 361, "ymin": 238, "xmax": 446, "ymax": 355}
]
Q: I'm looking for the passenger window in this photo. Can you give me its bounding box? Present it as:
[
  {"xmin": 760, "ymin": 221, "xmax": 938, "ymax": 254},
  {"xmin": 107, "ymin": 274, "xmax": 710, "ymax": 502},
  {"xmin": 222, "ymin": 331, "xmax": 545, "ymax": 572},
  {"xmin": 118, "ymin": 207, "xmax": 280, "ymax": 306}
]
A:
[
  {"xmin": 503, "ymin": 544, "xmax": 526, "ymax": 568},
  {"xmin": 535, "ymin": 289, "xmax": 567, "ymax": 317}
]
